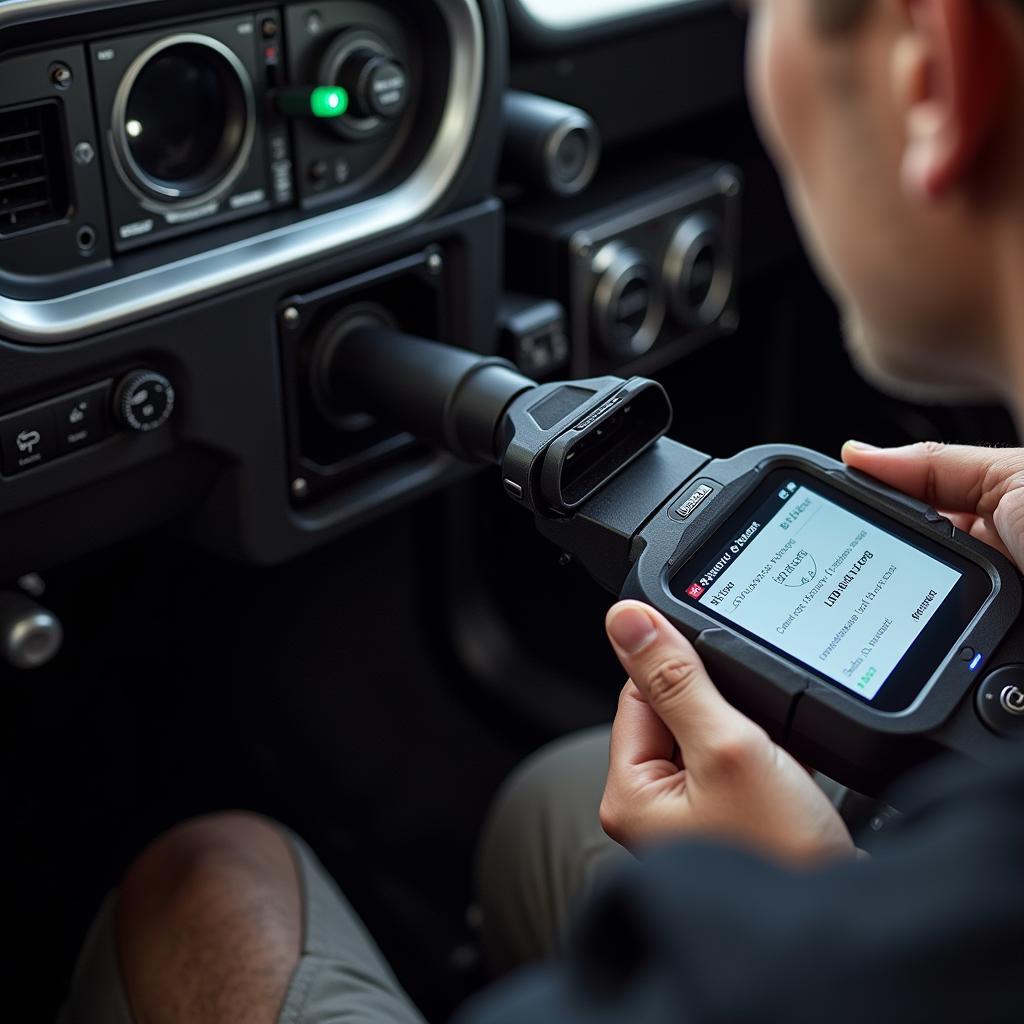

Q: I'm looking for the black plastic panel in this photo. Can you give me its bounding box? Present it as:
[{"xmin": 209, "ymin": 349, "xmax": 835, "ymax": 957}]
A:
[
  {"xmin": 283, "ymin": 1, "xmax": 444, "ymax": 208},
  {"xmin": 0, "ymin": 46, "xmax": 112, "ymax": 288},
  {"xmin": 0, "ymin": 0, "xmax": 507, "ymax": 312},
  {"xmin": 88, "ymin": 12, "xmax": 282, "ymax": 251},
  {"xmin": 278, "ymin": 245, "xmax": 449, "ymax": 504},
  {"xmin": 0, "ymin": 198, "xmax": 502, "ymax": 575}
]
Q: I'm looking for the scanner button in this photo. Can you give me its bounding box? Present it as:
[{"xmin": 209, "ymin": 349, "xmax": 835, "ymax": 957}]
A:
[
  {"xmin": 669, "ymin": 479, "xmax": 720, "ymax": 524},
  {"xmin": 976, "ymin": 666, "xmax": 1024, "ymax": 737},
  {"xmin": 958, "ymin": 646, "xmax": 977, "ymax": 664},
  {"xmin": 1003, "ymin": 687, "xmax": 1024, "ymax": 715}
]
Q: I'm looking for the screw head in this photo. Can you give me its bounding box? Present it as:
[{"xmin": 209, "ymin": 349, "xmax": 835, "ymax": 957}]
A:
[
  {"xmin": 558, "ymin": 552, "xmax": 573, "ymax": 568},
  {"xmin": 292, "ymin": 477, "xmax": 309, "ymax": 499},
  {"xmin": 73, "ymin": 141, "xmax": 95, "ymax": 165},
  {"xmin": 51, "ymin": 63, "xmax": 72, "ymax": 89},
  {"xmin": 282, "ymin": 306, "xmax": 300, "ymax": 327},
  {"xmin": 426, "ymin": 251, "xmax": 444, "ymax": 275}
]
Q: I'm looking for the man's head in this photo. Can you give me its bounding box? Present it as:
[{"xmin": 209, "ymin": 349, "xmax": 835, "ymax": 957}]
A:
[{"xmin": 746, "ymin": 0, "xmax": 1024, "ymax": 406}]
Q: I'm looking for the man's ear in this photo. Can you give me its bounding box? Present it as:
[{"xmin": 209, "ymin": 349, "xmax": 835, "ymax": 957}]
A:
[{"xmin": 893, "ymin": 0, "xmax": 1012, "ymax": 200}]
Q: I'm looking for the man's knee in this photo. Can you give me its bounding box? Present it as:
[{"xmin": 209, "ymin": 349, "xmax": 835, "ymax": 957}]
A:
[
  {"xmin": 115, "ymin": 812, "xmax": 302, "ymax": 1024},
  {"xmin": 477, "ymin": 726, "xmax": 625, "ymax": 972},
  {"xmin": 488, "ymin": 727, "xmax": 611, "ymax": 840}
]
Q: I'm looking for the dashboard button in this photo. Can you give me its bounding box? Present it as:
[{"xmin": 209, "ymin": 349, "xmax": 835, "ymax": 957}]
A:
[
  {"xmin": 53, "ymin": 384, "xmax": 110, "ymax": 454},
  {"xmin": 976, "ymin": 666, "xmax": 1024, "ymax": 737},
  {"xmin": 319, "ymin": 30, "xmax": 409, "ymax": 140},
  {"xmin": 356, "ymin": 55, "xmax": 409, "ymax": 120},
  {"xmin": 0, "ymin": 406, "xmax": 57, "ymax": 476}
]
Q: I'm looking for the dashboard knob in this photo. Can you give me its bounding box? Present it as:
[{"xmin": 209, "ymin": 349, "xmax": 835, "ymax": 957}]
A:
[
  {"xmin": 663, "ymin": 212, "xmax": 731, "ymax": 328},
  {"xmin": 0, "ymin": 591, "xmax": 62, "ymax": 669},
  {"xmin": 590, "ymin": 242, "xmax": 659, "ymax": 361},
  {"xmin": 502, "ymin": 91, "xmax": 601, "ymax": 197},
  {"xmin": 344, "ymin": 50, "xmax": 409, "ymax": 120},
  {"xmin": 115, "ymin": 371, "xmax": 176, "ymax": 432},
  {"xmin": 319, "ymin": 30, "xmax": 409, "ymax": 138}
]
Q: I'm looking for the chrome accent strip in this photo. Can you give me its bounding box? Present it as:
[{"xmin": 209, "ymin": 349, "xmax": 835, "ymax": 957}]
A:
[
  {"xmin": 514, "ymin": 0, "xmax": 700, "ymax": 31},
  {"xmin": 0, "ymin": 0, "xmax": 485, "ymax": 344}
]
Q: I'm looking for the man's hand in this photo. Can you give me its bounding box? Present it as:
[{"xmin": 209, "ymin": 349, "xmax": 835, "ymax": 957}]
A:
[
  {"xmin": 601, "ymin": 601, "xmax": 855, "ymax": 865},
  {"xmin": 842, "ymin": 441, "xmax": 1024, "ymax": 572}
]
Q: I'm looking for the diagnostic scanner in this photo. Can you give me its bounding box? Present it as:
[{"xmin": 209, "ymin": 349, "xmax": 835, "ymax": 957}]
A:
[{"xmin": 337, "ymin": 328, "xmax": 1024, "ymax": 795}]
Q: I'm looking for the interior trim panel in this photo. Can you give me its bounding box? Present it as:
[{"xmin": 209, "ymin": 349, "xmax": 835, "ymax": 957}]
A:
[{"xmin": 0, "ymin": 0, "xmax": 485, "ymax": 345}]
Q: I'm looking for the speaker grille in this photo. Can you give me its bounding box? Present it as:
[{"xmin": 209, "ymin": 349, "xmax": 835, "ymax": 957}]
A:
[{"xmin": 0, "ymin": 101, "xmax": 71, "ymax": 236}]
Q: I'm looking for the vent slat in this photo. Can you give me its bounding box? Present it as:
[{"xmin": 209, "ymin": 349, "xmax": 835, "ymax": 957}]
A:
[
  {"xmin": 0, "ymin": 130, "xmax": 42, "ymax": 146},
  {"xmin": 1, "ymin": 199, "xmax": 49, "ymax": 218},
  {"xmin": 0, "ymin": 154, "xmax": 44, "ymax": 169},
  {"xmin": 0, "ymin": 175, "xmax": 47, "ymax": 193},
  {"xmin": 0, "ymin": 101, "xmax": 70, "ymax": 235}
]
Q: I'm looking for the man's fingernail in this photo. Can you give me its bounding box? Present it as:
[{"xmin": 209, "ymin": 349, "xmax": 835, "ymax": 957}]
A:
[
  {"xmin": 844, "ymin": 440, "xmax": 876, "ymax": 452},
  {"xmin": 607, "ymin": 606, "xmax": 658, "ymax": 654}
]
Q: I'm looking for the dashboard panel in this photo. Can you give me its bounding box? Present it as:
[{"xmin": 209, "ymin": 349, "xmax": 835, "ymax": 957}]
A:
[
  {"xmin": 0, "ymin": 0, "xmax": 490, "ymax": 337},
  {"xmin": 0, "ymin": 0, "xmax": 754, "ymax": 585},
  {"xmin": 0, "ymin": 0, "xmax": 509, "ymax": 573}
]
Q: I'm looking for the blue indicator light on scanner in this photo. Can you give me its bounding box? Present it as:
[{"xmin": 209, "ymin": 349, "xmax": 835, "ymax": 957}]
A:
[{"xmin": 970, "ymin": 653, "xmax": 984, "ymax": 672}]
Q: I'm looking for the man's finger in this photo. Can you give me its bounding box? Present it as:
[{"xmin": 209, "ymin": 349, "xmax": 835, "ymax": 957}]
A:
[
  {"xmin": 842, "ymin": 441, "xmax": 1022, "ymax": 515},
  {"xmin": 609, "ymin": 681, "xmax": 677, "ymax": 774},
  {"xmin": 605, "ymin": 601, "xmax": 754, "ymax": 772}
]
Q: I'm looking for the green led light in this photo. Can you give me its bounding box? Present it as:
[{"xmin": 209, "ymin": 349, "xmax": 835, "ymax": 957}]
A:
[{"xmin": 310, "ymin": 86, "xmax": 348, "ymax": 118}]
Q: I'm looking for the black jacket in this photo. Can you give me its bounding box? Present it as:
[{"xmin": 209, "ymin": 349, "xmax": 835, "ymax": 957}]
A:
[{"xmin": 460, "ymin": 752, "xmax": 1024, "ymax": 1024}]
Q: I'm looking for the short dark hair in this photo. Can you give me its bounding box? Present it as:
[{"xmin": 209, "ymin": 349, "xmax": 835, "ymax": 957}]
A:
[
  {"xmin": 812, "ymin": 0, "xmax": 1023, "ymax": 35},
  {"xmin": 812, "ymin": 0, "xmax": 871, "ymax": 35}
]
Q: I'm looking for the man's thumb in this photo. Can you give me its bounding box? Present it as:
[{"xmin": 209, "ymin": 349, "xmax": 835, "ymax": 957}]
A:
[{"xmin": 605, "ymin": 601, "xmax": 758, "ymax": 773}]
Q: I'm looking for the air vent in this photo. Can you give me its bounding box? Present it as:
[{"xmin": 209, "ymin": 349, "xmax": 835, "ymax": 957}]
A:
[{"xmin": 0, "ymin": 101, "xmax": 71, "ymax": 237}]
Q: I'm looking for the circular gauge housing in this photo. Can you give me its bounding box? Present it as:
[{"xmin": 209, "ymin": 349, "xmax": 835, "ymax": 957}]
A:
[{"xmin": 111, "ymin": 34, "xmax": 255, "ymax": 209}]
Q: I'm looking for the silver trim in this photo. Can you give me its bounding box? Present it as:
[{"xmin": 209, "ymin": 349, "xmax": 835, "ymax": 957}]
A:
[
  {"xmin": 110, "ymin": 33, "xmax": 256, "ymax": 209},
  {"xmin": 514, "ymin": 0, "xmax": 701, "ymax": 31},
  {"xmin": 0, "ymin": 0, "xmax": 486, "ymax": 344}
]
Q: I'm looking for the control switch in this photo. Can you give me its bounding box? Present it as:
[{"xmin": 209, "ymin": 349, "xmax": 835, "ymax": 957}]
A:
[
  {"xmin": 53, "ymin": 383, "xmax": 111, "ymax": 454},
  {"xmin": 0, "ymin": 407, "xmax": 57, "ymax": 476},
  {"xmin": 976, "ymin": 665, "xmax": 1024, "ymax": 737}
]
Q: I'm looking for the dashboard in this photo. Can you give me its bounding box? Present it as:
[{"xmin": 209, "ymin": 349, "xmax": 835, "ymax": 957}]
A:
[{"xmin": 0, "ymin": 0, "xmax": 745, "ymax": 580}]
